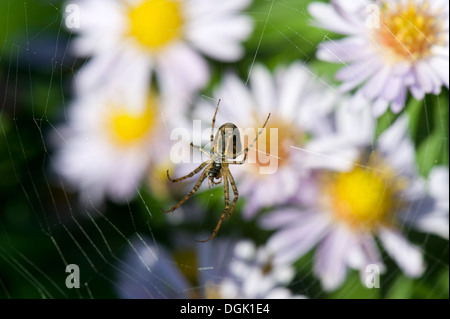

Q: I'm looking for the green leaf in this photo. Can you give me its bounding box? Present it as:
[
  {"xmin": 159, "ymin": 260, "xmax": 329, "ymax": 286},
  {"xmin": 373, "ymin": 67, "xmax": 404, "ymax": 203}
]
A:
[
  {"xmin": 385, "ymin": 275, "xmax": 414, "ymax": 299},
  {"xmin": 416, "ymin": 131, "xmax": 444, "ymax": 177},
  {"xmin": 328, "ymin": 271, "xmax": 380, "ymax": 299},
  {"xmin": 0, "ymin": 0, "xmax": 63, "ymax": 60},
  {"xmin": 407, "ymin": 92, "xmax": 449, "ymax": 176}
]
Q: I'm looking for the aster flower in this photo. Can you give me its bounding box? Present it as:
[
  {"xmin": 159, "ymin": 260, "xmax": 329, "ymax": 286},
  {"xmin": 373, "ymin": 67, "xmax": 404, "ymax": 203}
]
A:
[
  {"xmin": 115, "ymin": 235, "xmax": 302, "ymax": 298},
  {"xmin": 191, "ymin": 63, "xmax": 337, "ymax": 219},
  {"xmin": 51, "ymin": 89, "xmax": 171, "ymax": 206},
  {"xmin": 308, "ymin": 0, "xmax": 449, "ymax": 116},
  {"xmin": 68, "ymin": 0, "xmax": 253, "ymax": 108},
  {"xmin": 261, "ymin": 105, "xmax": 448, "ymax": 291},
  {"xmin": 218, "ymin": 240, "xmax": 304, "ymax": 298},
  {"xmin": 406, "ymin": 166, "xmax": 449, "ymax": 239}
]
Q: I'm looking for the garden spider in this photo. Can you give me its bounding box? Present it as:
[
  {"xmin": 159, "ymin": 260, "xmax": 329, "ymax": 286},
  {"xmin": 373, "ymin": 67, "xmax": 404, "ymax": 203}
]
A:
[{"xmin": 163, "ymin": 100, "xmax": 271, "ymax": 242}]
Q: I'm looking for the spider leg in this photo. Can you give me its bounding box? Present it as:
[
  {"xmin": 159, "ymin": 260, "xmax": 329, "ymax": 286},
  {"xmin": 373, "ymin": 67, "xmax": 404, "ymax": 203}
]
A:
[
  {"xmin": 234, "ymin": 113, "xmax": 271, "ymax": 160},
  {"xmin": 162, "ymin": 165, "xmax": 211, "ymax": 213},
  {"xmin": 211, "ymin": 99, "xmax": 221, "ymax": 143},
  {"xmin": 190, "ymin": 142, "xmax": 211, "ymax": 158},
  {"xmin": 196, "ymin": 171, "xmax": 230, "ymax": 243},
  {"xmin": 226, "ymin": 153, "xmax": 247, "ymax": 165},
  {"xmin": 224, "ymin": 168, "xmax": 239, "ymax": 220},
  {"xmin": 167, "ymin": 161, "xmax": 210, "ymax": 183}
]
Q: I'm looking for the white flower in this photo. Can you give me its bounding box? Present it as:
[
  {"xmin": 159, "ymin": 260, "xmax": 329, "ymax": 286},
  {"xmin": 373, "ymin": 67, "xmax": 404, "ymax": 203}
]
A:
[
  {"xmin": 308, "ymin": 0, "xmax": 449, "ymax": 116},
  {"xmin": 52, "ymin": 89, "xmax": 171, "ymax": 206},
  {"xmin": 69, "ymin": 0, "xmax": 253, "ymax": 108},
  {"xmin": 115, "ymin": 235, "xmax": 303, "ymax": 298},
  {"xmin": 261, "ymin": 105, "xmax": 448, "ymax": 291},
  {"xmin": 219, "ymin": 240, "xmax": 305, "ymax": 299},
  {"xmin": 192, "ymin": 62, "xmax": 337, "ymax": 218},
  {"xmin": 407, "ymin": 166, "xmax": 449, "ymax": 239}
]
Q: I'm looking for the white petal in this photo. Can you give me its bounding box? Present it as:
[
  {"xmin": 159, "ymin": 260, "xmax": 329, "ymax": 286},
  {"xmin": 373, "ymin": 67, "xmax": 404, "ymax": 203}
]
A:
[
  {"xmin": 377, "ymin": 115, "xmax": 416, "ymax": 176},
  {"xmin": 264, "ymin": 288, "xmax": 298, "ymax": 299},
  {"xmin": 156, "ymin": 43, "xmax": 209, "ymax": 96},
  {"xmin": 187, "ymin": 0, "xmax": 252, "ymax": 16},
  {"xmin": 260, "ymin": 209, "xmax": 307, "ymax": 229},
  {"xmin": 390, "ymin": 85, "xmax": 407, "ymax": 113},
  {"xmin": 337, "ymin": 57, "xmax": 382, "ymax": 93},
  {"xmin": 410, "ymin": 83, "xmax": 425, "ymax": 100},
  {"xmin": 428, "ymin": 57, "xmax": 449, "ymax": 88},
  {"xmin": 372, "ymin": 98, "xmax": 389, "ymax": 117},
  {"xmin": 250, "ymin": 64, "xmax": 276, "ymax": 115},
  {"xmin": 414, "ymin": 61, "xmax": 433, "ymax": 93},
  {"xmin": 382, "ymin": 74, "xmax": 402, "ymax": 101},
  {"xmin": 308, "ymin": 2, "xmax": 361, "ymax": 35},
  {"xmin": 188, "ymin": 15, "xmax": 253, "ymax": 43},
  {"xmin": 336, "ymin": 102, "xmax": 375, "ymax": 145},
  {"xmin": 277, "ymin": 63, "xmax": 309, "ymax": 119},
  {"xmin": 347, "ymin": 233, "xmax": 385, "ymax": 272},
  {"xmin": 335, "ymin": 55, "xmax": 380, "ymax": 82},
  {"xmin": 414, "ymin": 61, "xmax": 442, "ymax": 94},
  {"xmin": 216, "ymin": 73, "xmax": 255, "ymax": 122},
  {"xmin": 234, "ymin": 240, "xmax": 256, "ymax": 260},
  {"xmin": 362, "ymin": 66, "xmax": 392, "ymax": 100},
  {"xmin": 317, "ymin": 37, "xmax": 371, "ymax": 63},
  {"xmin": 314, "ymin": 226, "xmax": 354, "ymax": 291},
  {"xmin": 405, "ymin": 167, "xmax": 449, "ymax": 239},
  {"xmin": 429, "ymin": 166, "xmax": 450, "ymax": 211},
  {"xmin": 187, "ymin": 15, "xmax": 252, "ymax": 61},
  {"xmin": 412, "ymin": 207, "xmax": 449, "ymax": 239},
  {"xmin": 303, "ymin": 137, "xmax": 360, "ymax": 171},
  {"xmin": 378, "ymin": 227, "xmax": 425, "ymax": 278},
  {"xmin": 347, "ymin": 89, "xmax": 370, "ymax": 112},
  {"xmin": 74, "ymin": 47, "xmax": 152, "ymax": 111},
  {"xmin": 268, "ymin": 214, "xmax": 331, "ymax": 265}
]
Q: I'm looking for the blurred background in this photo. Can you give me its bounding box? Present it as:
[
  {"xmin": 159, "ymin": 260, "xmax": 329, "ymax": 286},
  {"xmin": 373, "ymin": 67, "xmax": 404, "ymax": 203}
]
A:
[{"xmin": 0, "ymin": 0, "xmax": 448, "ymax": 298}]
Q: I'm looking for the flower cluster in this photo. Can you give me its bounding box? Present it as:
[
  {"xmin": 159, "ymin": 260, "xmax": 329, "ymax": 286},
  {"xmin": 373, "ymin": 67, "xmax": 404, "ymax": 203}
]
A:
[{"xmin": 51, "ymin": 0, "xmax": 449, "ymax": 297}]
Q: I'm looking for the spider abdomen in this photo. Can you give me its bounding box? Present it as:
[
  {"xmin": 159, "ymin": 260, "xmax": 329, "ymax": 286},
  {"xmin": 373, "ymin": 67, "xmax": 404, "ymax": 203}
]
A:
[{"xmin": 213, "ymin": 123, "xmax": 242, "ymax": 159}]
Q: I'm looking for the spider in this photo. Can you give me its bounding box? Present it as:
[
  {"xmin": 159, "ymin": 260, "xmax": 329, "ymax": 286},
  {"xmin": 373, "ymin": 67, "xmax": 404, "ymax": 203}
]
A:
[{"xmin": 163, "ymin": 100, "xmax": 271, "ymax": 242}]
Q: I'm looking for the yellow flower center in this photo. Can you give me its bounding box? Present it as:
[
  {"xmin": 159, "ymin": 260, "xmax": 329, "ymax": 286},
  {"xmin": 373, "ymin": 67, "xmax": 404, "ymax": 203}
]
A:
[
  {"xmin": 173, "ymin": 250, "xmax": 222, "ymax": 299},
  {"xmin": 128, "ymin": 0, "xmax": 183, "ymax": 50},
  {"xmin": 376, "ymin": 0, "xmax": 445, "ymax": 61},
  {"xmin": 204, "ymin": 281, "xmax": 224, "ymax": 299},
  {"xmin": 148, "ymin": 159, "xmax": 175, "ymax": 198},
  {"xmin": 323, "ymin": 155, "xmax": 406, "ymax": 230},
  {"xmin": 109, "ymin": 97, "xmax": 157, "ymax": 146},
  {"xmin": 247, "ymin": 116, "xmax": 305, "ymax": 171},
  {"xmin": 173, "ymin": 250, "xmax": 198, "ymax": 287}
]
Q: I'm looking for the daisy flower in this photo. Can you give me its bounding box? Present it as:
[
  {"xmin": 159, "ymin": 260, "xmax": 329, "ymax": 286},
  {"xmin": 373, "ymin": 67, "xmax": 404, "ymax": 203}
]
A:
[
  {"xmin": 115, "ymin": 235, "xmax": 302, "ymax": 298},
  {"xmin": 261, "ymin": 105, "xmax": 448, "ymax": 291},
  {"xmin": 308, "ymin": 0, "xmax": 449, "ymax": 116},
  {"xmin": 51, "ymin": 89, "xmax": 172, "ymax": 206},
  {"xmin": 192, "ymin": 63, "xmax": 337, "ymax": 219},
  {"xmin": 68, "ymin": 0, "xmax": 253, "ymax": 108},
  {"xmin": 408, "ymin": 166, "xmax": 449, "ymax": 239},
  {"xmin": 218, "ymin": 240, "xmax": 305, "ymax": 298}
]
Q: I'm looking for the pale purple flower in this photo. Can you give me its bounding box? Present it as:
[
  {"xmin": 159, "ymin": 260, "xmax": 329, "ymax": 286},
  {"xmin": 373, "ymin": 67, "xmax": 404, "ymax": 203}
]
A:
[
  {"xmin": 191, "ymin": 63, "xmax": 338, "ymax": 219},
  {"xmin": 406, "ymin": 166, "xmax": 449, "ymax": 239},
  {"xmin": 309, "ymin": 0, "xmax": 449, "ymax": 116},
  {"xmin": 219, "ymin": 240, "xmax": 305, "ymax": 298},
  {"xmin": 115, "ymin": 235, "xmax": 303, "ymax": 298},
  {"xmin": 261, "ymin": 105, "xmax": 448, "ymax": 291}
]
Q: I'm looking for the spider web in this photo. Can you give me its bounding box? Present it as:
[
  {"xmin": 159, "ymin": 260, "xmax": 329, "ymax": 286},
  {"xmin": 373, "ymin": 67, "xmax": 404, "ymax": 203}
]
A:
[{"xmin": 0, "ymin": 0, "xmax": 448, "ymax": 300}]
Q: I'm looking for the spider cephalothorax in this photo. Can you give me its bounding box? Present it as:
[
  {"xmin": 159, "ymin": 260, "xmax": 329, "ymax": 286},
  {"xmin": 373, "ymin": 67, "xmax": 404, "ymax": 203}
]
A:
[{"xmin": 163, "ymin": 100, "xmax": 270, "ymax": 242}]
